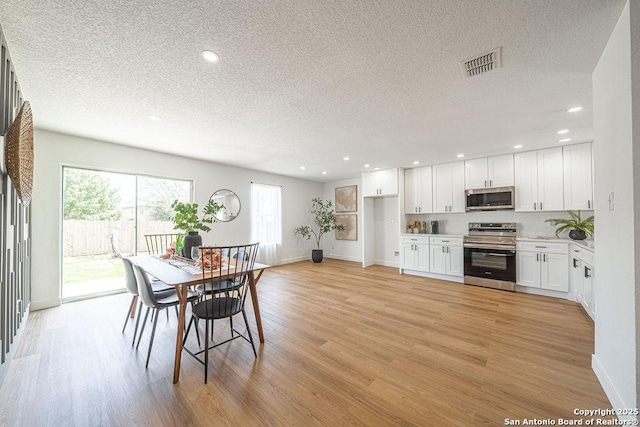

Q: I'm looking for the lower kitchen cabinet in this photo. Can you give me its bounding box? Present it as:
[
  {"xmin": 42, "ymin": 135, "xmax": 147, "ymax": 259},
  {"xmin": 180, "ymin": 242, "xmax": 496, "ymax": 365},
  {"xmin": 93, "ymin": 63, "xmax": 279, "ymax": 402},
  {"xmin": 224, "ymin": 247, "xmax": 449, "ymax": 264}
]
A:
[
  {"xmin": 401, "ymin": 236, "xmax": 429, "ymax": 272},
  {"xmin": 429, "ymin": 236, "xmax": 463, "ymax": 277},
  {"xmin": 570, "ymin": 244, "xmax": 595, "ymax": 320},
  {"xmin": 516, "ymin": 241, "xmax": 569, "ymax": 291}
]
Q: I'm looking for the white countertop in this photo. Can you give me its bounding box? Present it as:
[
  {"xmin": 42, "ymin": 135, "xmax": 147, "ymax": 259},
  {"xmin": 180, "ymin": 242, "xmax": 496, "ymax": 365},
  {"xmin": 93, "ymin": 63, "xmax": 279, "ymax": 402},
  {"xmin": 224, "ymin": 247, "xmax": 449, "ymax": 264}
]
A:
[
  {"xmin": 401, "ymin": 233, "xmax": 464, "ymax": 238},
  {"xmin": 517, "ymin": 236, "xmax": 594, "ymax": 251}
]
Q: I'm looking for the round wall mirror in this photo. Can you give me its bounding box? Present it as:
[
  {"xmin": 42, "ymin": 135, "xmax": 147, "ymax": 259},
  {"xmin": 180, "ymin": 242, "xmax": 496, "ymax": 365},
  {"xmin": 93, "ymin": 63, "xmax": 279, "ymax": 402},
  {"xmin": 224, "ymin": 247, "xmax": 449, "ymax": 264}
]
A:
[{"xmin": 210, "ymin": 189, "xmax": 241, "ymax": 222}]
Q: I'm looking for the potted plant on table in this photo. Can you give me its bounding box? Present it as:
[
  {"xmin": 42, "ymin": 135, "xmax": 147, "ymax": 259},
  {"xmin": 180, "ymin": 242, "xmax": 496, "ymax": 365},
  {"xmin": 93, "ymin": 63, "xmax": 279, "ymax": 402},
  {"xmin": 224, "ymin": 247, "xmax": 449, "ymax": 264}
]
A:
[
  {"xmin": 294, "ymin": 198, "xmax": 345, "ymax": 263},
  {"xmin": 171, "ymin": 199, "xmax": 225, "ymax": 258},
  {"xmin": 545, "ymin": 210, "xmax": 594, "ymax": 240}
]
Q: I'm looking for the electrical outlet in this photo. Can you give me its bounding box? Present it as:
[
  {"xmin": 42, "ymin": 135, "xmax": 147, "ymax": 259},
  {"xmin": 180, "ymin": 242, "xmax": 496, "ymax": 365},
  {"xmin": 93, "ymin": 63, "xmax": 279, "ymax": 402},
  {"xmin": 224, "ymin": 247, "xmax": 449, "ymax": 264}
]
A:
[{"xmin": 394, "ymin": 251, "xmax": 399, "ymax": 256}]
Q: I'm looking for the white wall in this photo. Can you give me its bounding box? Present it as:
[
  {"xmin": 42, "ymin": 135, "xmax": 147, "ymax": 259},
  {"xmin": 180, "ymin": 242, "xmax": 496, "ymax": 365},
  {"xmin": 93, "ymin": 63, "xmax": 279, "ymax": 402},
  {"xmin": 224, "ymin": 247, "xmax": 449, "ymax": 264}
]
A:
[
  {"xmin": 31, "ymin": 130, "xmax": 323, "ymax": 310},
  {"xmin": 322, "ymin": 177, "xmax": 362, "ymax": 262},
  {"xmin": 373, "ymin": 197, "xmax": 400, "ymax": 267},
  {"xmin": 592, "ymin": 0, "xmax": 637, "ymax": 413}
]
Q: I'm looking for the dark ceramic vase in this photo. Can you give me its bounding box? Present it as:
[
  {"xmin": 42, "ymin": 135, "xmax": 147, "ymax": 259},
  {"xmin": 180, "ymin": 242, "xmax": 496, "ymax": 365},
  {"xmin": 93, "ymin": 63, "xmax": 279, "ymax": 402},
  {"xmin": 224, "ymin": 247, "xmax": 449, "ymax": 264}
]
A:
[
  {"xmin": 569, "ymin": 229, "xmax": 587, "ymax": 240},
  {"xmin": 312, "ymin": 249, "xmax": 323, "ymax": 263},
  {"xmin": 182, "ymin": 231, "xmax": 202, "ymax": 258}
]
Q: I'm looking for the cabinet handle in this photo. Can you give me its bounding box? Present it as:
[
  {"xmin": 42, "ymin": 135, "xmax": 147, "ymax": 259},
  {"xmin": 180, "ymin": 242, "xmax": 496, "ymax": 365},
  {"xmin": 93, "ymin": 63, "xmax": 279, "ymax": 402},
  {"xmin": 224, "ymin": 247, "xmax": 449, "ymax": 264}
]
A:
[
  {"xmin": 534, "ymin": 203, "xmax": 537, "ymax": 211},
  {"xmin": 540, "ymin": 202, "xmax": 543, "ymax": 210},
  {"xmin": 543, "ymin": 254, "xmax": 546, "ymax": 262},
  {"xmin": 585, "ymin": 266, "xmax": 591, "ymax": 279},
  {"xmin": 573, "ymin": 258, "xmax": 578, "ymax": 268},
  {"xmin": 484, "ymin": 180, "xmax": 487, "ymax": 187},
  {"xmin": 534, "ymin": 246, "xmax": 547, "ymax": 249},
  {"xmin": 447, "ymin": 247, "xmax": 450, "ymax": 253},
  {"xmin": 536, "ymin": 253, "xmax": 539, "ymax": 261},
  {"xmin": 419, "ymin": 207, "xmax": 421, "ymax": 212},
  {"xmin": 587, "ymin": 200, "xmax": 591, "ymax": 209},
  {"xmin": 490, "ymin": 180, "xmax": 493, "ymax": 187},
  {"xmin": 442, "ymin": 247, "xmax": 445, "ymax": 253}
]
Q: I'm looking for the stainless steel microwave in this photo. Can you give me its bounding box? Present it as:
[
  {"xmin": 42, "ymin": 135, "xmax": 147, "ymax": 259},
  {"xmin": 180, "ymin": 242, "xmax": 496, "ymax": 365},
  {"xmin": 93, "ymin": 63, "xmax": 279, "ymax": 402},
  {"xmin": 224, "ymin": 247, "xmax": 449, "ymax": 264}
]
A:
[{"xmin": 465, "ymin": 186, "xmax": 515, "ymax": 211}]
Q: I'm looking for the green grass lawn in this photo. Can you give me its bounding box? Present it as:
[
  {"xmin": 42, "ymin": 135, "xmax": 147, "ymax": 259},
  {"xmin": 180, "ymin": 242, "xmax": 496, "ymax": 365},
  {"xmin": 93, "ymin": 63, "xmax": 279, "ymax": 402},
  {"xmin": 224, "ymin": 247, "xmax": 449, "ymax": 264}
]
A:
[{"xmin": 63, "ymin": 255, "xmax": 124, "ymax": 283}]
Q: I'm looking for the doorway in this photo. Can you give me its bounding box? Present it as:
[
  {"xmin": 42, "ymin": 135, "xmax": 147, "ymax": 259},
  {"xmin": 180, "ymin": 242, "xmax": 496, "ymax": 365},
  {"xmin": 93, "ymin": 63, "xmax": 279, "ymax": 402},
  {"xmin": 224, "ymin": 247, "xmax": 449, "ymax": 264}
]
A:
[{"xmin": 61, "ymin": 167, "xmax": 191, "ymax": 301}]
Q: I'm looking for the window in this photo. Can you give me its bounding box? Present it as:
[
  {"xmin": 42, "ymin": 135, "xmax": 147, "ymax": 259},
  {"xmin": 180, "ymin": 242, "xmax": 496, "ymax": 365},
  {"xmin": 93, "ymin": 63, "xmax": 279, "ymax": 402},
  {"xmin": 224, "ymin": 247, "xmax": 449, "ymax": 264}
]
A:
[
  {"xmin": 61, "ymin": 167, "xmax": 191, "ymax": 301},
  {"xmin": 250, "ymin": 183, "xmax": 282, "ymax": 264}
]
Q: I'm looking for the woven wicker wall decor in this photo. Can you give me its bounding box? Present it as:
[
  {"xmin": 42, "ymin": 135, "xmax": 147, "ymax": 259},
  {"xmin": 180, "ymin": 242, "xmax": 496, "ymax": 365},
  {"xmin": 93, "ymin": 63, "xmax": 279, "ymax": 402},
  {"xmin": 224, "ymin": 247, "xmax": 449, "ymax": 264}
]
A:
[{"xmin": 4, "ymin": 101, "xmax": 34, "ymax": 206}]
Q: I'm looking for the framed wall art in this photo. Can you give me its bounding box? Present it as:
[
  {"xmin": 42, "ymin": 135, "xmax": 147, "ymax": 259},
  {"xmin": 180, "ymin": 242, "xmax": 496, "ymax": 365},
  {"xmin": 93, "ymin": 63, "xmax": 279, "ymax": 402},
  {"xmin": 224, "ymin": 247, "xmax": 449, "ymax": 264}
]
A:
[
  {"xmin": 335, "ymin": 185, "xmax": 357, "ymax": 213},
  {"xmin": 335, "ymin": 214, "xmax": 357, "ymax": 241}
]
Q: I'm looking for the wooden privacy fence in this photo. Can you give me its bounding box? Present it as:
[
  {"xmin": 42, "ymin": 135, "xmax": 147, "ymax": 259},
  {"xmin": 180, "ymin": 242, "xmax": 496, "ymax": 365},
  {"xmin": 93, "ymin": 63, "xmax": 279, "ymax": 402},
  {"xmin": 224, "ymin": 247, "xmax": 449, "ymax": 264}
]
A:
[{"xmin": 63, "ymin": 220, "xmax": 177, "ymax": 256}]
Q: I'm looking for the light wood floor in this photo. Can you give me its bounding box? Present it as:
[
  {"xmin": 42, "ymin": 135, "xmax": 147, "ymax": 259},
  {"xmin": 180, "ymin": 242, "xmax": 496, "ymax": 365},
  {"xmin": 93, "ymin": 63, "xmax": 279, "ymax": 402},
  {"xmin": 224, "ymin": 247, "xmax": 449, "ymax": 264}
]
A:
[{"xmin": 0, "ymin": 259, "xmax": 611, "ymax": 426}]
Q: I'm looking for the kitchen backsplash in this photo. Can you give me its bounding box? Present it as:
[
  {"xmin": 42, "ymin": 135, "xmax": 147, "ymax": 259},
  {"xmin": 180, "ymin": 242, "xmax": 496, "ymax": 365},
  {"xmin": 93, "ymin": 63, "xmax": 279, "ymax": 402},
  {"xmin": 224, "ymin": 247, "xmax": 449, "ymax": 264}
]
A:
[{"xmin": 405, "ymin": 210, "xmax": 594, "ymax": 237}]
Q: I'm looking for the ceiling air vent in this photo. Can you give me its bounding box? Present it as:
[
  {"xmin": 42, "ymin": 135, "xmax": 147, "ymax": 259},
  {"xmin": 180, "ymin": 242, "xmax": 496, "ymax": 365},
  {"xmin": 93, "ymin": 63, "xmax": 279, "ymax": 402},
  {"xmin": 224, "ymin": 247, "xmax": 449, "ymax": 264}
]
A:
[{"xmin": 460, "ymin": 47, "xmax": 502, "ymax": 78}]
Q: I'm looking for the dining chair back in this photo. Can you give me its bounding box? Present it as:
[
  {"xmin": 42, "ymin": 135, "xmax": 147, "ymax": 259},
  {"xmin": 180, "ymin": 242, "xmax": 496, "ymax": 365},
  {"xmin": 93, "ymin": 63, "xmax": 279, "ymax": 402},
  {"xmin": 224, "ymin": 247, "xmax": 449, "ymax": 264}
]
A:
[
  {"xmin": 183, "ymin": 242, "xmax": 260, "ymax": 383},
  {"xmin": 132, "ymin": 263, "xmax": 200, "ymax": 368},
  {"xmin": 144, "ymin": 233, "xmax": 180, "ymax": 255}
]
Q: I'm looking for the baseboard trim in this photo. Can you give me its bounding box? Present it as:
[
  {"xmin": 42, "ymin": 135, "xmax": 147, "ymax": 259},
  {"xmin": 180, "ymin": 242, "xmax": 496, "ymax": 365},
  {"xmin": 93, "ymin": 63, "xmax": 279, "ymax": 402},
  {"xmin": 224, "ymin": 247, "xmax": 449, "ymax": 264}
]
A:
[
  {"xmin": 401, "ymin": 269, "xmax": 464, "ymax": 283},
  {"xmin": 280, "ymin": 255, "xmax": 310, "ymax": 264},
  {"xmin": 373, "ymin": 259, "xmax": 399, "ymax": 268},
  {"xmin": 325, "ymin": 254, "xmax": 362, "ymax": 263},
  {"xmin": 592, "ymin": 354, "xmax": 638, "ymax": 422},
  {"xmin": 515, "ymin": 286, "xmax": 571, "ymax": 300}
]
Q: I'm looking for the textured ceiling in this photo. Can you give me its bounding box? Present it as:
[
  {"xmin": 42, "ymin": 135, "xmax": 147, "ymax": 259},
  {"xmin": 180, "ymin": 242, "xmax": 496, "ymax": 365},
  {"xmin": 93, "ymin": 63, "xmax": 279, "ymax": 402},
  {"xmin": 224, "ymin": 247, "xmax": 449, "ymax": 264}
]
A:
[{"xmin": 0, "ymin": 1, "xmax": 626, "ymax": 182}]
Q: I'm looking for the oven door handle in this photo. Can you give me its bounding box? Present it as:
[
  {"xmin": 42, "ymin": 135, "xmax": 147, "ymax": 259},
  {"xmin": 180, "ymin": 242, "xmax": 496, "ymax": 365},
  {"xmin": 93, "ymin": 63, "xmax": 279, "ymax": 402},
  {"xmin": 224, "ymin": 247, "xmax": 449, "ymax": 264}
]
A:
[
  {"xmin": 464, "ymin": 243, "xmax": 516, "ymax": 251},
  {"xmin": 487, "ymin": 253, "xmax": 509, "ymax": 257}
]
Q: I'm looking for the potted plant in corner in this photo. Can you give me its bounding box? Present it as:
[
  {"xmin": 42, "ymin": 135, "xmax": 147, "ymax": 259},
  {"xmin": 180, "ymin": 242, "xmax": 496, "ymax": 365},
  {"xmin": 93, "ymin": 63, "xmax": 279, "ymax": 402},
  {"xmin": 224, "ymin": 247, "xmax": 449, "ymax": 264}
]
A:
[
  {"xmin": 545, "ymin": 210, "xmax": 594, "ymax": 240},
  {"xmin": 171, "ymin": 199, "xmax": 224, "ymax": 258},
  {"xmin": 294, "ymin": 198, "xmax": 345, "ymax": 263}
]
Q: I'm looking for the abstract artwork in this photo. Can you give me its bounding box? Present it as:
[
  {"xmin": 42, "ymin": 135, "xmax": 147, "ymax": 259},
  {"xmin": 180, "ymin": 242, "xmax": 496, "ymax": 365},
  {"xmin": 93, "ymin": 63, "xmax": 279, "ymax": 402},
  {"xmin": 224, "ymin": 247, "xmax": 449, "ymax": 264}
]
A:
[
  {"xmin": 335, "ymin": 185, "xmax": 357, "ymax": 212},
  {"xmin": 335, "ymin": 214, "xmax": 357, "ymax": 241}
]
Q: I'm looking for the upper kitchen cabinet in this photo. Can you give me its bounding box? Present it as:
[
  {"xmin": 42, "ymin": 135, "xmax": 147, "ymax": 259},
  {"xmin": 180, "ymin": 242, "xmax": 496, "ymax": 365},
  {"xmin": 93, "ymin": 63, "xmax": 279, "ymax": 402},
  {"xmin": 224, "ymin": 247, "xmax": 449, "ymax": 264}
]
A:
[
  {"xmin": 563, "ymin": 142, "xmax": 594, "ymax": 211},
  {"xmin": 404, "ymin": 166, "xmax": 433, "ymax": 214},
  {"xmin": 363, "ymin": 168, "xmax": 399, "ymax": 197},
  {"xmin": 514, "ymin": 148, "xmax": 564, "ymax": 212},
  {"xmin": 433, "ymin": 161, "xmax": 465, "ymax": 213},
  {"xmin": 465, "ymin": 154, "xmax": 514, "ymax": 189}
]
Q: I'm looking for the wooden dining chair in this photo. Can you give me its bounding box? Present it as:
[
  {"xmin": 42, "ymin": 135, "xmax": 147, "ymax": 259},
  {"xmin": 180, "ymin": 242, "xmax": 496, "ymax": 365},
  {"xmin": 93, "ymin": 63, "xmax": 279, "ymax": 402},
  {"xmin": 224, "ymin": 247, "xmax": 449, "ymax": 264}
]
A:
[
  {"xmin": 182, "ymin": 243, "xmax": 260, "ymax": 383},
  {"xmin": 144, "ymin": 233, "xmax": 180, "ymax": 255},
  {"xmin": 121, "ymin": 257, "xmax": 174, "ymax": 346},
  {"xmin": 132, "ymin": 263, "xmax": 200, "ymax": 368}
]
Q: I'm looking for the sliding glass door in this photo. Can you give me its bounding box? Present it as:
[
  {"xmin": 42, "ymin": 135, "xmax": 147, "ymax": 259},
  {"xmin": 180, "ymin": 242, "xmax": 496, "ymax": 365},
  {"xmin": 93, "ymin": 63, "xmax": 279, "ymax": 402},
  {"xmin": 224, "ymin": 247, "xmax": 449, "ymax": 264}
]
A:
[{"xmin": 61, "ymin": 167, "xmax": 191, "ymax": 301}]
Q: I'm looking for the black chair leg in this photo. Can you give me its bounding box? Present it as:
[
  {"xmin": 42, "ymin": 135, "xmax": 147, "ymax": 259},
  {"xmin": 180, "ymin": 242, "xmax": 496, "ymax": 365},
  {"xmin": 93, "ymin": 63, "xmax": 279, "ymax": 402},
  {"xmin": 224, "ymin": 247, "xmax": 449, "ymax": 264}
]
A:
[
  {"xmin": 132, "ymin": 301, "xmax": 144, "ymax": 347},
  {"xmin": 136, "ymin": 307, "xmax": 151, "ymax": 350},
  {"xmin": 229, "ymin": 316, "xmax": 234, "ymax": 337},
  {"xmin": 242, "ymin": 309, "xmax": 257, "ymax": 357},
  {"xmin": 204, "ymin": 319, "xmax": 209, "ymax": 384},
  {"xmin": 122, "ymin": 295, "xmax": 137, "ymax": 333},
  {"xmin": 146, "ymin": 308, "xmax": 161, "ymax": 368}
]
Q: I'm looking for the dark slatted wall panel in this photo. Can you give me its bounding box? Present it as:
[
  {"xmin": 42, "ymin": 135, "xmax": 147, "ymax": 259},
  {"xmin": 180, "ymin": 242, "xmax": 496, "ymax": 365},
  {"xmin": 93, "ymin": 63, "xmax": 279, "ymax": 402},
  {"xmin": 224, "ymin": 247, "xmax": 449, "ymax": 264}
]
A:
[{"xmin": 0, "ymin": 24, "xmax": 31, "ymax": 378}]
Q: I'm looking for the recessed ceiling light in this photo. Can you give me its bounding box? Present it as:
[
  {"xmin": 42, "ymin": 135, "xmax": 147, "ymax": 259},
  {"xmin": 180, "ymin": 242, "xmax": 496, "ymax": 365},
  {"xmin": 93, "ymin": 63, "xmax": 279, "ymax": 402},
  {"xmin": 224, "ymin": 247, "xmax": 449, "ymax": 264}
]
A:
[
  {"xmin": 557, "ymin": 129, "xmax": 570, "ymax": 135},
  {"xmin": 322, "ymin": 171, "xmax": 327, "ymax": 175},
  {"xmin": 300, "ymin": 166, "xmax": 306, "ymax": 170},
  {"xmin": 558, "ymin": 138, "xmax": 572, "ymax": 143},
  {"xmin": 343, "ymin": 156, "xmax": 350, "ymax": 161},
  {"xmin": 148, "ymin": 115, "xmax": 162, "ymax": 121},
  {"xmin": 513, "ymin": 144, "xmax": 523, "ymax": 149},
  {"xmin": 413, "ymin": 161, "xmax": 420, "ymax": 165},
  {"xmin": 374, "ymin": 167, "xmax": 380, "ymax": 171},
  {"xmin": 567, "ymin": 106, "xmax": 582, "ymax": 113},
  {"xmin": 201, "ymin": 50, "xmax": 220, "ymax": 63},
  {"xmin": 364, "ymin": 164, "xmax": 370, "ymax": 168},
  {"xmin": 457, "ymin": 154, "xmax": 464, "ymax": 158}
]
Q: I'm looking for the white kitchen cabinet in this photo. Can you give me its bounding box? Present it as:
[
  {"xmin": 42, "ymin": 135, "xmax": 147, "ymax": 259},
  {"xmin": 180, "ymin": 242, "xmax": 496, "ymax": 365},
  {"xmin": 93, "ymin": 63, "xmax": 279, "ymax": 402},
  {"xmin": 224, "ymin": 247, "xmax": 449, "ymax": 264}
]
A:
[
  {"xmin": 432, "ymin": 162, "xmax": 465, "ymax": 213},
  {"xmin": 429, "ymin": 236, "xmax": 463, "ymax": 277},
  {"xmin": 570, "ymin": 245, "xmax": 595, "ymax": 320},
  {"xmin": 514, "ymin": 148, "xmax": 564, "ymax": 211},
  {"xmin": 404, "ymin": 166, "xmax": 433, "ymax": 214},
  {"xmin": 401, "ymin": 236, "xmax": 429, "ymax": 271},
  {"xmin": 516, "ymin": 241, "xmax": 569, "ymax": 291},
  {"xmin": 563, "ymin": 143, "xmax": 594, "ymax": 211},
  {"xmin": 363, "ymin": 168, "xmax": 399, "ymax": 197},
  {"xmin": 465, "ymin": 154, "xmax": 514, "ymax": 189}
]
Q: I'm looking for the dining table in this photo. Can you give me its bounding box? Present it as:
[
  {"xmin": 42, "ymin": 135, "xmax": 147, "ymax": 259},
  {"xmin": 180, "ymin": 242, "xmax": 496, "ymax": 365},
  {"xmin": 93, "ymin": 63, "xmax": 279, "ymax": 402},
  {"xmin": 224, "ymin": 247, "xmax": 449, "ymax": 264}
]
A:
[{"xmin": 129, "ymin": 255, "xmax": 270, "ymax": 383}]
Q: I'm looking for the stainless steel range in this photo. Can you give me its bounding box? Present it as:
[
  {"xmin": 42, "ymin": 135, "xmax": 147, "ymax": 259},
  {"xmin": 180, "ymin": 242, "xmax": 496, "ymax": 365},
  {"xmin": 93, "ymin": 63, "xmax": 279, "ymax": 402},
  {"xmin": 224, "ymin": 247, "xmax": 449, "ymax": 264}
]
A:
[{"xmin": 463, "ymin": 222, "xmax": 517, "ymax": 291}]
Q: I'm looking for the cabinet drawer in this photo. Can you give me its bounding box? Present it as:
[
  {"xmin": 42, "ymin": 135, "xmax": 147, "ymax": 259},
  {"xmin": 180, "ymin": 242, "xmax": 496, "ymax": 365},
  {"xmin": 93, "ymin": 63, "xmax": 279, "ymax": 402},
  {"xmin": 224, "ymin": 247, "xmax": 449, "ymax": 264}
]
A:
[
  {"xmin": 580, "ymin": 249, "xmax": 594, "ymax": 265},
  {"xmin": 517, "ymin": 241, "xmax": 568, "ymax": 254},
  {"xmin": 430, "ymin": 236, "xmax": 462, "ymax": 246},
  {"xmin": 401, "ymin": 236, "xmax": 429, "ymax": 244}
]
